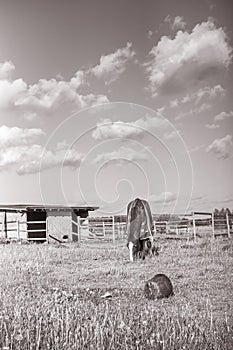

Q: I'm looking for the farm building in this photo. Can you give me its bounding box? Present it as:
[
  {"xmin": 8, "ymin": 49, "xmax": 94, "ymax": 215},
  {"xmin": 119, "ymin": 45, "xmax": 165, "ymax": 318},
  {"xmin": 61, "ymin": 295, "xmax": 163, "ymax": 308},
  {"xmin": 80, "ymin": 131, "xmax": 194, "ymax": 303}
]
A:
[{"xmin": 0, "ymin": 204, "xmax": 98, "ymax": 243}]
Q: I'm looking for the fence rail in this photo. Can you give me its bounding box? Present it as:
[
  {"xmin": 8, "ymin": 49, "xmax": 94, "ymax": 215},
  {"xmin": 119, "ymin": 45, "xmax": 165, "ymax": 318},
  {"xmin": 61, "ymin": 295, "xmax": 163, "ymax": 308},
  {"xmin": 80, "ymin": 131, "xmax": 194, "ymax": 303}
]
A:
[{"xmin": 0, "ymin": 211, "xmax": 232, "ymax": 242}]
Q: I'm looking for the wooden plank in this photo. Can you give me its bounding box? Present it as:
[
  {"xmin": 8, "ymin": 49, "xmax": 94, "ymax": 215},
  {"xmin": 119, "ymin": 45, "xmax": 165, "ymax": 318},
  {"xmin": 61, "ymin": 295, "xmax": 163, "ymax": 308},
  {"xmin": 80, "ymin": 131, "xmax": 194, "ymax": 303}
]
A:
[
  {"xmin": 17, "ymin": 219, "xmax": 20, "ymax": 240},
  {"xmin": 226, "ymin": 213, "xmax": 231, "ymax": 238},
  {"xmin": 112, "ymin": 216, "xmax": 115, "ymax": 243},
  {"xmin": 192, "ymin": 212, "xmax": 196, "ymax": 240},
  {"xmin": 48, "ymin": 234, "xmax": 63, "ymax": 243},
  {"xmin": 193, "ymin": 211, "xmax": 212, "ymax": 216},
  {"xmin": 214, "ymin": 231, "xmax": 231, "ymax": 237},
  {"xmin": 212, "ymin": 212, "xmax": 215, "ymax": 239},
  {"xmin": 26, "ymin": 221, "xmax": 47, "ymax": 224},
  {"xmin": 27, "ymin": 237, "xmax": 47, "ymax": 241},
  {"xmin": 27, "ymin": 229, "xmax": 46, "ymax": 233},
  {"xmin": 46, "ymin": 217, "xmax": 48, "ymax": 243},
  {"xmin": 154, "ymin": 233, "xmax": 191, "ymax": 240}
]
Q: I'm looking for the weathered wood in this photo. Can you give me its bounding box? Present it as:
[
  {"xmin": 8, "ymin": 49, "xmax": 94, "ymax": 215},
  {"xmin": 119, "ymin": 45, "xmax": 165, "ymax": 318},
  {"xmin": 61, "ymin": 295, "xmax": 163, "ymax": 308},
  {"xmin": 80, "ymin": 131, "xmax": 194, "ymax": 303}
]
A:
[
  {"xmin": 226, "ymin": 213, "xmax": 231, "ymax": 238},
  {"xmin": 112, "ymin": 216, "xmax": 115, "ymax": 243},
  {"xmin": 192, "ymin": 212, "xmax": 196, "ymax": 240},
  {"xmin": 48, "ymin": 234, "xmax": 63, "ymax": 243},
  {"xmin": 193, "ymin": 211, "xmax": 212, "ymax": 216},
  {"xmin": 212, "ymin": 212, "xmax": 215, "ymax": 239},
  {"xmin": 17, "ymin": 219, "xmax": 20, "ymax": 240}
]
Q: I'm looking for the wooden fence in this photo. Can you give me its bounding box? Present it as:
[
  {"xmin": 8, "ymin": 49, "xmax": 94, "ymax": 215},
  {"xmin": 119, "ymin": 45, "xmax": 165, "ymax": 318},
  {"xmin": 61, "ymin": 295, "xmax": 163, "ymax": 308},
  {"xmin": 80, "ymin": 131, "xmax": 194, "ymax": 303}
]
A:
[
  {"xmin": 0, "ymin": 211, "xmax": 232, "ymax": 242},
  {"xmin": 0, "ymin": 219, "xmax": 48, "ymax": 242}
]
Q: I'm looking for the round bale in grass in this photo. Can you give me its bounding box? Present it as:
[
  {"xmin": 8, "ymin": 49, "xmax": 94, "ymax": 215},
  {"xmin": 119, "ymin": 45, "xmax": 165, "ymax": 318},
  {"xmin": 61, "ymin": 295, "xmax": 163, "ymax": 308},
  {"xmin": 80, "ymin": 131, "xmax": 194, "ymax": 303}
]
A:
[{"xmin": 144, "ymin": 273, "xmax": 174, "ymax": 300}]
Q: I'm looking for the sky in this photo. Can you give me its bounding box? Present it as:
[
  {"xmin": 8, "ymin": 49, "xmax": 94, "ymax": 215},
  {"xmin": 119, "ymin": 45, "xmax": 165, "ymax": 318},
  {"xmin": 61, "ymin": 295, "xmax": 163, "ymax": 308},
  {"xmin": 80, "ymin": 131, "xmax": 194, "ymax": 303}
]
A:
[{"xmin": 0, "ymin": 0, "xmax": 232, "ymax": 216}]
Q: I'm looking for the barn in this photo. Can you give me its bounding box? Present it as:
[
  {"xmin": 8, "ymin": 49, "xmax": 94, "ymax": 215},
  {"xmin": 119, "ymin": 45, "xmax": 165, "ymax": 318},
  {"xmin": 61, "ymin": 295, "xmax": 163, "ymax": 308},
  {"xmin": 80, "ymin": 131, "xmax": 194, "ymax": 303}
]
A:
[{"xmin": 0, "ymin": 204, "xmax": 98, "ymax": 243}]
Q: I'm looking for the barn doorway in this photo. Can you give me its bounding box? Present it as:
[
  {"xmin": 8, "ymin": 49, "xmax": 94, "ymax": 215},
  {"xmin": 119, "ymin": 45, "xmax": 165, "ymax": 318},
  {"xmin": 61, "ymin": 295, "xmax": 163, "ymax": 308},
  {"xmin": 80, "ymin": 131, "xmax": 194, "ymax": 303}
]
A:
[{"xmin": 27, "ymin": 210, "xmax": 47, "ymax": 242}]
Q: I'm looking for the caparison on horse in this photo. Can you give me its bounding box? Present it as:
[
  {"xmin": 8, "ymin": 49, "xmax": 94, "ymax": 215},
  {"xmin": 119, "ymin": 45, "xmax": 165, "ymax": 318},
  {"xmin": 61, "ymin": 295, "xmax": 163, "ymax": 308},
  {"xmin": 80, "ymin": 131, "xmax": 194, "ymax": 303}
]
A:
[{"xmin": 126, "ymin": 198, "xmax": 156, "ymax": 261}]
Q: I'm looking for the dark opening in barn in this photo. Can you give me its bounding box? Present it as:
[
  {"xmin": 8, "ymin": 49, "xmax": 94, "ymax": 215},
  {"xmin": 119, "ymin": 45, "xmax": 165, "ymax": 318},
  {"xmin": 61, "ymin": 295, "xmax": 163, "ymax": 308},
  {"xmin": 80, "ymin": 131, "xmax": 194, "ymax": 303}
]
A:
[{"xmin": 27, "ymin": 211, "xmax": 46, "ymax": 242}]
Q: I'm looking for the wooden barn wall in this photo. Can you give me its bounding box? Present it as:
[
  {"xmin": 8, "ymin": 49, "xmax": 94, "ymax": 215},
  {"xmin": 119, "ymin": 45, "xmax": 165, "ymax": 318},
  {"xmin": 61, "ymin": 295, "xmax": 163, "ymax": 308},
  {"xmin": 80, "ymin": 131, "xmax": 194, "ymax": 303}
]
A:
[{"xmin": 47, "ymin": 210, "xmax": 72, "ymax": 242}]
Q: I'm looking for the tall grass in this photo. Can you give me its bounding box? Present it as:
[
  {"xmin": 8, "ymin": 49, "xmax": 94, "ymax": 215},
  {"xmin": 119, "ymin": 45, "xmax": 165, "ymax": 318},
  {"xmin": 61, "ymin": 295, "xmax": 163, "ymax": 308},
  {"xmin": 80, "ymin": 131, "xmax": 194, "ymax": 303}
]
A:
[{"xmin": 0, "ymin": 238, "xmax": 232, "ymax": 349}]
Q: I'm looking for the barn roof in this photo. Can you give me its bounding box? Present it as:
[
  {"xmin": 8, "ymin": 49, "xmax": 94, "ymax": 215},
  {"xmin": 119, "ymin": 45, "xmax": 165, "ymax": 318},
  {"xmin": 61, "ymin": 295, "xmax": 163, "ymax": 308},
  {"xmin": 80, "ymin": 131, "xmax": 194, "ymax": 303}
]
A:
[{"xmin": 0, "ymin": 204, "xmax": 99, "ymax": 213}]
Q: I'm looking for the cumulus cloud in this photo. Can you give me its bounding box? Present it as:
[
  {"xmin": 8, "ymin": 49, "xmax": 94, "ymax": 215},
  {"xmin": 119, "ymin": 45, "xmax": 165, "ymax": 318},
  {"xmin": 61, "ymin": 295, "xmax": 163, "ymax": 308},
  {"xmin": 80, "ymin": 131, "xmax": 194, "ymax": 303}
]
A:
[
  {"xmin": 0, "ymin": 79, "xmax": 27, "ymax": 109},
  {"xmin": 91, "ymin": 42, "xmax": 136, "ymax": 84},
  {"xmin": 188, "ymin": 144, "xmax": 205, "ymax": 153},
  {"xmin": 14, "ymin": 74, "xmax": 108, "ymax": 112},
  {"xmin": 147, "ymin": 30, "xmax": 153, "ymax": 39},
  {"xmin": 205, "ymin": 123, "xmax": 219, "ymax": 129},
  {"xmin": 146, "ymin": 20, "xmax": 232, "ymax": 96},
  {"xmin": 175, "ymin": 102, "xmax": 211, "ymax": 120},
  {"xmin": 0, "ymin": 125, "xmax": 45, "ymax": 148},
  {"xmin": 94, "ymin": 146, "xmax": 150, "ymax": 165},
  {"xmin": 0, "ymin": 61, "xmax": 15, "ymax": 79},
  {"xmin": 165, "ymin": 15, "xmax": 186, "ymax": 31},
  {"xmin": 214, "ymin": 111, "xmax": 233, "ymax": 121},
  {"xmin": 17, "ymin": 146, "xmax": 83, "ymax": 175},
  {"xmin": 0, "ymin": 43, "xmax": 137, "ymax": 114},
  {"xmin": 179, "ymin": 85, "xmax": 225, "ymax": 107},
  {"xmin": 0, "ymin": 126, "xmax": 84, "ymax": 174},
  {"xmin": 0, "ymin": 59, "xmax": 109, "ymax": 114},
  {"xmin": 149, "ymin": 192, "xmax": 177, "ymax": 203},
  {"xmin": 163, "ymin": 130, "xmax": 180, "ymax": 140},
  {"xmin": 0, "ymin": 145, "xmax": 83, "ymax": 175},
  {"xmin": 206, "ymin": 134, "xmax": 233, "ymax": 159},
  {"xmin": 92, "ymin": 115, "xmax": 167, "ymax": 140}
]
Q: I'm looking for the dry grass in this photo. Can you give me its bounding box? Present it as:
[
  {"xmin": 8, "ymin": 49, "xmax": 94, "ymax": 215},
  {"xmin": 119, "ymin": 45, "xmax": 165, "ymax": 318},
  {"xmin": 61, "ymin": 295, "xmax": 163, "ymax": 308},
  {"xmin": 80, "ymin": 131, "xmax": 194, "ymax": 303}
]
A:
[{"xmin": 0, "ymin": 237, "xmax": 232, "ymax": 349}]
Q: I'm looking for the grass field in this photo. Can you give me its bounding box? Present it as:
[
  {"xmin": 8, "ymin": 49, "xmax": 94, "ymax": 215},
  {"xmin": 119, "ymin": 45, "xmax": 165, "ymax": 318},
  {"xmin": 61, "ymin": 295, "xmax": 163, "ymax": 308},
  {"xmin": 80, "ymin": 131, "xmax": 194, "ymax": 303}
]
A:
[{"xmin": 0, "ymin": 237, "xmax": 232, "ymax": 349}]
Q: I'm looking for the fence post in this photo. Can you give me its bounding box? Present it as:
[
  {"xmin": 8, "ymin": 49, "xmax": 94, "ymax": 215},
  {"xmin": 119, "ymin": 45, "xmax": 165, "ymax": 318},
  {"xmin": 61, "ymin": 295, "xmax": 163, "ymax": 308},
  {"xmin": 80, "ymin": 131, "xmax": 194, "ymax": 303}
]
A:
[
  {"xmin": 1, "ymin": 219, "xmax": 4, "ymax": 238},
  {"xmin": 175, "ymin": 224, "xmax": 178, "ymax": 235},
  {"xmin": 226, "ymin": 212, "xmax": 231, "ymax": 238},
  {"xmin": 103, "ymin": 221, "xmax": 105, "ymax": 237},
  {"xmin": 4, "ymin": 212, "xmax": 7, "ymax": 239},
  {"xmin": 112, "ymin": 216, "xmax": 115, "ymax": 243},
  {"xmin": 46, "ymin": 217, "xmax": 49, "ymax": 243},
  {"xmin": 211, "ymin": 212, "xmax": 215, "ymax": 239},
  {"xmin": 153, "ymin": 221, "xmax": 156, "ymax": 235},
  {"xmin": 17, "ymin": 219, "xmax": 20, "ymax": 240},
  {"xmin": 192, "ymin": 212, "xmax": 196, "ymax": 240},
  {"xmin": 77, "ymin": 216, "xmax": 81, "ymax": 243}
]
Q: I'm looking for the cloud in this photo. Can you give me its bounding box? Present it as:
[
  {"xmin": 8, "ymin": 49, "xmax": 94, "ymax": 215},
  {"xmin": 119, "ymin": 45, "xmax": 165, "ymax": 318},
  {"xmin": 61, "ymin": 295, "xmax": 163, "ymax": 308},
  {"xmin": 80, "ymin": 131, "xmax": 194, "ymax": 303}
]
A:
[
  {"xmin": 146, "ymin": 20, "xmax": 232, "ymax": 96},
  {"xmin": 0, "ymin": 126, "xmax": 84, "ymax": 174},
  {"xmin": 14, "ymin": 75, "xmax": 108, "ymax": 112},
  {"xmin": 0, "ymin": 61, "xmax": 15, "ymax": 79},
  {"xmin": 0, "ymin": 145, "xmax": 83, "ymax": 175},
  {"xmin": 188, "ymin": 144, "xmax": 205, "ymax": 153},
  {"xmin": 147, "ymin": 30, "xmax": 153, "ymax": 39},
  {"xmin": 165, "ymin": 15, "xmax": 186, "ymax": 31},
  {"xmin": 17, "ymin": 146, "xmax": 83, "ymax": 175},
  {"xmin": 170, "ymin": 99, "xmax": 179, "ymax": 108},
  {"xmin": 172, "ymin": 85, "xmax": 225, "ymax": 108},
  {"xmin": 0, "ymin": 61, "xmax": 109, "ymax": 114},
  {"xmin": 175, "ymin": 102, "xmax": 211, "ymax": 120},
  {"xmin": 149, "ymin": 192, "xmax": 177, "ymax": 203},
  {"xmin": 163, "ymin": 130, "xmax": 181, "ymax": 140},
  {"xmin": 91, "ymin": 42, "xmax": 136, "ymax": 84},
  {"xmin": 0, "ymin": 79, "xmax": 27, "ymax": 109},
  {"xmin": 0, "ymin": 43, "xmax": 136, "ymax": 115},
  {"xmin": 0, "ymin": 125, "xmax": 45, "ymax": 148},
  {"xmin": 94, "ymin": 146, "xmax": 150, "ymax": 164},
  {"xmin": 205, "ymin": 123, "xmax": 219, "ymax": 129},
  {"xmin": 206, "ymin": 134, "xmax": 233, "ymax": 159},
  {"xmin": 214, "ymin": 111, "xmax": 233, "ymax": 121},
  {"xmin": 180, "ymin": 85, "xmax": 225, "ymax": 107},
  {"xmin": 92, "ymin": 115, "xmax": 167, "ymax": 140}
]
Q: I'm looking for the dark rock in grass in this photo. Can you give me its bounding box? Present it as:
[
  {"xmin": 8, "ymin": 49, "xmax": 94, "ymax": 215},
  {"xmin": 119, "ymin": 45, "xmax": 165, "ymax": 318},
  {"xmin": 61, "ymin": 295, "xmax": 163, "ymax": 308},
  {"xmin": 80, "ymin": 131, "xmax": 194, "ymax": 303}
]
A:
[{"xmin": 144, "ymin": 273, "xmax": 174, "ymax": 300}]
